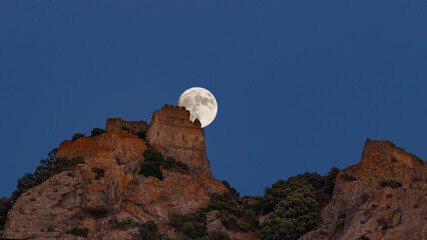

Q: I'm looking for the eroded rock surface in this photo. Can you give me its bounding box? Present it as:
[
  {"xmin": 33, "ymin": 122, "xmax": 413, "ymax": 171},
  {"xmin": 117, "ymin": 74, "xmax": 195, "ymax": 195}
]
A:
[
  {"xmin": 300, "ymin": 139, "xmax": 427, "ymax": 240},
  {"xmin": 3, "ymin": 106, "xmax": 226, "ymax": 239}
]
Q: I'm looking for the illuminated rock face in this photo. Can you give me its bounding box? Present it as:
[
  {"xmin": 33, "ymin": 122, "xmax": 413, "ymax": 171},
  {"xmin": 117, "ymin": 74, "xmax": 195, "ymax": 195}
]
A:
[
  {"xmin": 3, "ymin": 106, "xmax": 226, "ymax": 240},
  {"xmin": 300, "ymin": 139, "xmax": 427, "ymax": 240}
]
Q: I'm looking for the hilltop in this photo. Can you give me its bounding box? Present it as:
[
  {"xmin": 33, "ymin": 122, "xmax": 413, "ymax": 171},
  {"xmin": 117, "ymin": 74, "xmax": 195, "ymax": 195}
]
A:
[{"xmin": 1, "ymin": 105, "xmax": 426, "ymax": 240}]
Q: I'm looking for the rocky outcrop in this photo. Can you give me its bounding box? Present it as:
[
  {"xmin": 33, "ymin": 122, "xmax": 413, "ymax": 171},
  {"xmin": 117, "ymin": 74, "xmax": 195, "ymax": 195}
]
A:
[
  {"xmin": 300, "ymin": 139, "xmax": 427, "ymax": 240},
  {"xmin": 3, "ymin": 106, "xmax": 227, "ymax": 240}
]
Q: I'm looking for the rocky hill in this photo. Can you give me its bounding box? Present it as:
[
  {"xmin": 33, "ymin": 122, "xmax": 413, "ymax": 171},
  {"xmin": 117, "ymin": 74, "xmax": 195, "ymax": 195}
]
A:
[
  {"xmin": 300, "ymin": 139, "xmax": 427, "ymax": 240},
  {"xmin": 1, "ymin": 105, "xmax": 426, "ymax": 240}
]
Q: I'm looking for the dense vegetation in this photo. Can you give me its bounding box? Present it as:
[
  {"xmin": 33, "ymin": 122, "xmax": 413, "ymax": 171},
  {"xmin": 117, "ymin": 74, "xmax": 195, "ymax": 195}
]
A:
[
  {"xmin": 379, "ymin": 180, "xmax": 402, "ymax": 189},
  {"xmin": 109, "ymin": 217, "xmax": 143, "ymax": 231},
  {"xmin": 253, "ymin": 167, "xmax": 339, "ymax": 215},
  {"xmin": 11, "ymin": 148, "xmax": 58, "ymax": 201},
  {"xmin": 109, "ymin": 216, "xmax": 159, "ymax": 240},
  {"xmin": 71, "ymin": 133, "xmax": 85, "ymax": 141},
  {"xmin": 136, "ymin": 130, "xmax": 147, "ymax": 140},
  {"xmin": 0, "ymin": 198, "xmax": 13, "ymax": 230},
  {"xmin": 121, "ymin": 126, "xmax": 146, "ymax": 140},
  {"xmin": 66, "ymin": 227, "xmax": 89, "ymax": 237},
  {"xmin": 260, "ymin": 180, "xmax": 320, "ymax": 240},
  {"xmin": 160, "ymin": 168, "xmax": 340, "ymax": 240},
  {"xmin": 92, "ymin": 167, "xmax": 105, "ymax": 180},
  {"xmin": 139, "ymin": 148, "xmax": 189, "ymax": 180},
  {"xmin": 91, "ymin": 128, "xmax": 107, "ymax": 137}
]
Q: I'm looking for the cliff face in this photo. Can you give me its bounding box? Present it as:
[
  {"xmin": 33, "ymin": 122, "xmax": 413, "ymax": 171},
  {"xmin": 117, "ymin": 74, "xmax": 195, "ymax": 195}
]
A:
[
  {"xmin": 3, "ymin": 105, "xmax": 226, "ymax": 240},
  {"xmin": 301, "ymin": 139, "xmax": 427, "ymax": 240}
]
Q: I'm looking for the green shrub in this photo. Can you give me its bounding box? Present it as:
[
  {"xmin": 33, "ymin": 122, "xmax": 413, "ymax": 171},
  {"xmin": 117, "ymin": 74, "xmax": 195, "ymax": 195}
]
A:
[
  {"xmin": 47, "ymin": 227, "xmax": 54, "ymax": 232},
  {"xmin": 136, "ymin": 130, "xmax": 146, "ymax": 140},
  {"xmin": 169, "ymin": 212, "xmax": 205, "ymax": 229},
  {"xmin": 323, "ymin": 167, "xmax": 340, "ymax": 195},
  {"xmin": 11, "ymin": 148, "xmax": 57, "ymax": 201},
  {"xmin": 239, "ymin": 219, "xmax": 259, "ymax": 232},
  {"xmin": 160, "ymin": 235, "xmax": 173, "ymax": 240},
  {"xmin": 162, "ymin": 157, "xmax": 176, "ymax": 169},
  {"xmin": 140, "ymin": 149, "xmax": 189, "ymax": 180},
  {"xmin": 67, "ymin": 227, "xmax": 88, "ymax": 237},
  {"xmin": 217, "ymin": 210, "xmax": 238, "ymax": 226},
  {"xmin": 175, "ymin": 235, "xmax": 190, "ymax": 240},
  {"xmin": 162, "ymin": 156, "xmax": 189, "ymax": 173},
  {"xmin": 371, "ymin": 204, "xmax": 378, "ymax": 209},
  {"xmin": 207, "ymin": 193, "xmax": 242, "ymax": 217},
  {"xmin": 140, "ymin": 161, "xmax": 164, "ymax": 180},
  {"xmin": 121, "ymin": 126, "xmax": 134, "ymax": 134},
  {"xmin": 52, "ymin": 157, "xmax": 85, "ymax": 174},
  {"xmin": 341, "ymin": 173, "xmax": 356, "ymax": 181},
  {"xmin": 140, "ymin": 149, "xmax": 164, "ymax": 180},
  {"xmin": 111, "ymin": 217, "xmax": 143, "ymax": 230},
  {"xmin": 91, "ymin": 128, "xmax": 107, "ymax": 137},
  {"xmin": 208, "ymin": 231, "xmax": 230, "ymax": 240},
  {"xmin": 139, "ymin": 220, "xmax": 158, "ymax": 240},
  {"xmin": 72, "ymin": 133, "xmax": 85, "ymax": 141},
  {"xmin": 176, "ymin": 161, "xmax": 189, "ymax": 172},
  {"xmin": 377, "ymin": 216, "xmax": 393, "ymax": 230},
  {"xmin": 379, "ymin": 180, "xmax": 402, "ymax": 189},
  {"xmin": 143, "ymin": 148, "xmax": 164, "ymax": 162},
  {"xmin": 221, "ymin": 180, "xmax": 240, "ymax": 199},
  {"xmin": 91, "ymin": 167, "xmax": 105, "ymax": 180},
  {"xmin": 181, "ymin": 221, "xmax": 207, "ymax": 239},
  {"xmin": 0, "ymin": 198, "xmax": 13, "ymax": 229}
]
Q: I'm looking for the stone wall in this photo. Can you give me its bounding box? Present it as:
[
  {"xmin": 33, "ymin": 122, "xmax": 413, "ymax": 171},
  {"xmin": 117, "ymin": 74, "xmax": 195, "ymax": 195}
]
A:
[
  {"xmin": 146, "ymin": 104, "xmax": 210, "ymax": 176},
  {"xmin": 106, "ymin": 118, "xmax": 148, "ymax": 133}
]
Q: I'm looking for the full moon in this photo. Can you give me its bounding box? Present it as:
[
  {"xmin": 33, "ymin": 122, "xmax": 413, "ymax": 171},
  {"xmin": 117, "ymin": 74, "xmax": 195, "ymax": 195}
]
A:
[{"xmin": 177, "ymin": 87, "xmax": 218, "ymax": 128}]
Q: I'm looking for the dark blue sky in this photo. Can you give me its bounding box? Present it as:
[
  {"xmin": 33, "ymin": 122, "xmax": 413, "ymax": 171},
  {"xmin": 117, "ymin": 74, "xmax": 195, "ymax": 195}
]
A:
[{"xmin": 1, "ymin": 1, "xmax": 426, "ymax": 197}]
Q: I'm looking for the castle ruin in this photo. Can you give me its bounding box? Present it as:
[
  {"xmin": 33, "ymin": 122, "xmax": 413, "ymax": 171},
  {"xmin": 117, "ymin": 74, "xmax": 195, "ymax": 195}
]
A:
[
  {"xmin": 146, "ymin": 104, "xmax": 211, "ymax": 175},
  {"xmin": 106, "ymin": 118, "xmax": 148, "ymax": 133}
]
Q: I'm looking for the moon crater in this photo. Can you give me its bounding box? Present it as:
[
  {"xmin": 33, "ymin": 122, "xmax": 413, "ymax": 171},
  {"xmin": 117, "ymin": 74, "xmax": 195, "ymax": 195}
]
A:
[{"xmin": 177, "ymin": 87, "xmax": 218, "ymax": 128}]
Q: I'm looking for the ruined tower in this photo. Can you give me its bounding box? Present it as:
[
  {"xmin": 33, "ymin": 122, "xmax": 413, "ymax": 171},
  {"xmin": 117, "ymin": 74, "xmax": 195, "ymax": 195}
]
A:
[{"xmin": 146, "ymin": 104, "xmax": 211, "ymax": 176}]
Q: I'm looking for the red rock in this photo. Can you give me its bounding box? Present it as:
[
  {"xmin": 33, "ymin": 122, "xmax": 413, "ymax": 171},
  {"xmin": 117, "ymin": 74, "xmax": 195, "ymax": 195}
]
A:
[{"xmin": 3, "ymin": 106, "xmax": 226, "ymax": 240}]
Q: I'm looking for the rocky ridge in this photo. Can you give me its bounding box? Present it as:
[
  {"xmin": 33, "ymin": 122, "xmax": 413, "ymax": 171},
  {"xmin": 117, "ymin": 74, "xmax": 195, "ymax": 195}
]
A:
[
  {"xmin": 3, "ymin": 105, "xmax": 227, "ymax": 239},
  {"xmin": 2, "ymin": 105, "xmax": 427, "ymax": 240}
]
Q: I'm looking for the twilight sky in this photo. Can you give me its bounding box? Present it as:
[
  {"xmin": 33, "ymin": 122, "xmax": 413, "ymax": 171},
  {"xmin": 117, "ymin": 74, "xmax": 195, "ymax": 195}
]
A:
[{"xmin": 1, "ymin": 1, "xmax": 427, "ymax": 197}]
